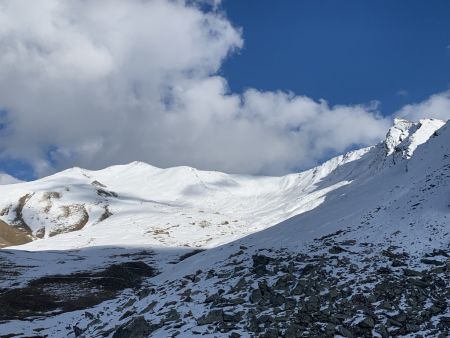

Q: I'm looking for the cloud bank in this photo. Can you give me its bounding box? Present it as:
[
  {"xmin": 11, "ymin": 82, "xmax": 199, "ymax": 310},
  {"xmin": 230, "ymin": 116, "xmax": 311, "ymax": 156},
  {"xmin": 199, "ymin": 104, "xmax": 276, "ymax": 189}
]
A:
[
  {"xmin": 0, "ymin": 0, "xmax": 396, "ymax": 176},
  {"xmin": 0, "ymin": 172, "xmax": 22, "ymax": 185},
  {"xmin": 396, "ymin": 91, "xmax": 450, "ymax": 122}
]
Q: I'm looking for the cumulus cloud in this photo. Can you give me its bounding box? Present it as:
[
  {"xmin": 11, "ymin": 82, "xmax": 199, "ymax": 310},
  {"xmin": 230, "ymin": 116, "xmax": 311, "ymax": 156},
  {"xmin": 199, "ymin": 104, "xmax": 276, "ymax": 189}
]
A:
[
  {"xmin": 0, "ymin": 172, "xmax": 22, "ymax": 185},
  {"xmin": 396, "ymin": 91, "xmax": 450, "ymax": 122},
  {"xmin": 0, "ymin": 0, "xmax": 391, "ymax": 177}
]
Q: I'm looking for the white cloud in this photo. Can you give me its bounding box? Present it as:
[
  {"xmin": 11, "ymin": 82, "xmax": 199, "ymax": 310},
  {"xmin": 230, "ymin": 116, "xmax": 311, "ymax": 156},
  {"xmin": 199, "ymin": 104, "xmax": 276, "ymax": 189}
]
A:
[
  {"xmin": 396, "ymin": 91, "xmax": 450, "ymax": 122},
  {"xmin": 0, "ymin": 172, "xmax": 22, "ymax": 185},
  {"xmin": 396, "ymin": 89, "xmax": 408, "ymax": 97},
  {"xmin": 0, "ymin": 0, "xmax": 391, "ymax": 176}
]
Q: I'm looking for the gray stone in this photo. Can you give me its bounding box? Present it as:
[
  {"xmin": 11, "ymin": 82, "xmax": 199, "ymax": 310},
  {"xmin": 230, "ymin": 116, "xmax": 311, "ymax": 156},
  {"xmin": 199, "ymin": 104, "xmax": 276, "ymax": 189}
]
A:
[
  {"xmin": 329, "ymin": 246, "xmax": 347, "ymax": 254},
  {"xmin": 404, "ymin": 268, "xmax": 423, "ymax": 277},
  {"xmin": 196, "ymin": 309, "xmax": 223, "ymax": 325},
  {"xmin": 72, "ymin": 325, "xmax": 83, "ymax": 337},
  {"xmin": 165, "ymin": 309, "xmax": 180, "ymax": 322},
  {"xmin": 284, "ymin": 323, "xmax": 300, "ymax": 338},
  {"xmin": 250, "ymin": 288, "xmax": 262, "ymax": 303},
  {"xmin": 439, "ymin": 316, "xmax": 450, "ymax": 327},
  {"xmin": 359, "ymin": 317, "xmax": 375, "ymax": 329},
  {"xmin": 112, "ymin": 316, "xmax": 156, "ymax": 338},
  {"xmin": 231, "ymin": 278, "xmax": 247, "ymax": 292},
  {"xmin": 376, "ymin": 324, "xmax": 389, "ymax": 338},
  {"xmin": 262, "ymin": 328, "xmax": 279, "ymax": 338},
  {"xmin": 405, "ymin": 323, "xmax": 420, "ymax": 332},
  {"xmin": 421, "ymin": 258, "xmax": 445, "ymax": 266},
  {"xmin": 336, "ymin": 325, "xmax": 354, "ymax": 338},
  {"xmin": 408, "ymin": 278, "xmax": 429, "ymax": 288},
  {"xmin": 223, "ymin": 311, "xmax": 243, "ymax": 323},
  {"xmin": 325, "ymin": 323, "xmax": 335, "ymax": 334},
  {"xmin": 269, "ymin": 292, "xmax": 285, "ymax": 307},
  {"xmin": 252, "ymin": 254, "xmax": 271, "ymax": 267}
]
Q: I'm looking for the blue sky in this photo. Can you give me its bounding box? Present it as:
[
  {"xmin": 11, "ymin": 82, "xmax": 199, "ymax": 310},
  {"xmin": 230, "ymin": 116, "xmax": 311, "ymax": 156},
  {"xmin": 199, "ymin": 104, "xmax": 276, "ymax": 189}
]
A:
[
  {"xmin": 0, "ymin": 0, "xmax": 449, "ymax": 181},
  {"xmin": 222, "ymin": 0, "xmax": 450, "ymax": 115}
]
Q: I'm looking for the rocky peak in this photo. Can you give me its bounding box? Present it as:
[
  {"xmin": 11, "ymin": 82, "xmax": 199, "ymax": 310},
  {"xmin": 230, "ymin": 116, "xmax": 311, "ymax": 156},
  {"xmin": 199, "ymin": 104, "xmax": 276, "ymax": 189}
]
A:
[{"xmin": 384, "ymin": 118, "xmax": 445, "ymax": 159}]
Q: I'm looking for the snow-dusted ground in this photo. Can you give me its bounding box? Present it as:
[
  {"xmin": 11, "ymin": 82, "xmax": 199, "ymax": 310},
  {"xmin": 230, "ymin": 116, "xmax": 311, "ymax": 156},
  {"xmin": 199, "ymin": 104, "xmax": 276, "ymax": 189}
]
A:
[{"xmin": 0, "ymin": 118, "xmax": 448, "ymax": 337}]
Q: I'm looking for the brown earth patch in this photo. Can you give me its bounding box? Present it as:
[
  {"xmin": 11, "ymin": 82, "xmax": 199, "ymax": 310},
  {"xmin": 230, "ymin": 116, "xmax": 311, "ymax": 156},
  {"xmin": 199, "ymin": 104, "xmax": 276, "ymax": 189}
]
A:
[
  {"xmin": 98, "ymin": 205, "xmax": 113, "ymax": 223},
  {"xmin": 91, "ymin": 180, "xmax": 107, "ymax": 188},
  {"xmin": 0, "ymin": 219, "xmax": 32, "ymax": 248},
  {"xmin": 11, "ymin": 194, "xmax": 33, "ymax": 234},
  {"xmin": 0, "ymin": 205, "xmax": 11, "ymax": 216},
  {"xmin": 48, "ymin": 204, "xmax": 89, "ymax": 237},
  {"xmin": 35, "ymin": 227, "xmax": 45, "ymax": 239}
]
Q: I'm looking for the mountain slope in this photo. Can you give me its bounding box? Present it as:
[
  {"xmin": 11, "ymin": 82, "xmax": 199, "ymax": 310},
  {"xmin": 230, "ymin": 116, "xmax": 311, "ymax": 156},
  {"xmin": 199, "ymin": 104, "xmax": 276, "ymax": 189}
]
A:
[
  {"xmin": 0, "ymin": 140, "xmax": 376, "ymax": 253},
  {"xmin": 0, "ymin": 118, "xmax": 448, "ymax": 338}
]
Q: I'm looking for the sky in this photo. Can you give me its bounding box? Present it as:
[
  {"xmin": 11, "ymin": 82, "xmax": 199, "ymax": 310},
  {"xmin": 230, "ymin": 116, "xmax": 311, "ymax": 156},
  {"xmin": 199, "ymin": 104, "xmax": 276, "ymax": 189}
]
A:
[
  {"xmin": 222, "ymin": 0, "xmax": 450, "ymax": 115},
  {"xmin": 0, "ymin": 0, "xmax": 449, "ymax": 181}
]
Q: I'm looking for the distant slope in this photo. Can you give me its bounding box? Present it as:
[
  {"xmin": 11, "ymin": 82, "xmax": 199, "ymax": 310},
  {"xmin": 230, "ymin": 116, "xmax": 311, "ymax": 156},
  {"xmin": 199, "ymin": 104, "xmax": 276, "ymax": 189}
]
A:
[{"xmin": 0, "ymin": 140, "xmax": 373, "ymax": 251}]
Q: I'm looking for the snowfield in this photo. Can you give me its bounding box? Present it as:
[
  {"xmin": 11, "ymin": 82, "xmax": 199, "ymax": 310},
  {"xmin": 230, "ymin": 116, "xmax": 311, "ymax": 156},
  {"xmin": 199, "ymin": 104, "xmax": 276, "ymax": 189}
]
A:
[
  {"xmin": 0, "ymin": 118, "xmax": 449, "ymax": 337},
  {"xmin": 0, "ymin": 147, "xmax": 370, "ymax": 250}
]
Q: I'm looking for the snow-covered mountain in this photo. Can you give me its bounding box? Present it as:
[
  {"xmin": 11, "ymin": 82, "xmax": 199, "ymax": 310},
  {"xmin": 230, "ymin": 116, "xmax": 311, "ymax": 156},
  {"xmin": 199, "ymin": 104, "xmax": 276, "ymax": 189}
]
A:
[{"xmin": 0, "ymin": 118, "xmax": 449, "ymax": 337}]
